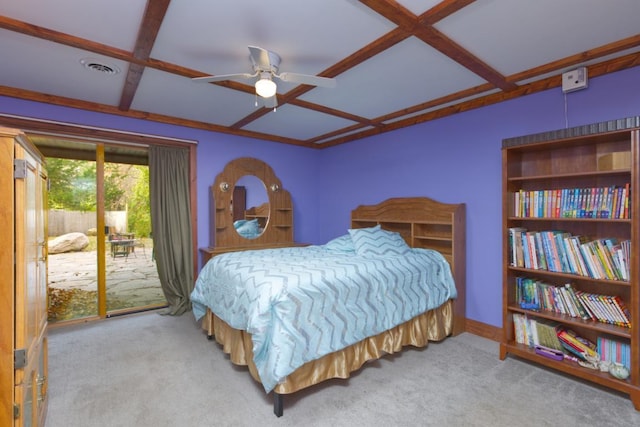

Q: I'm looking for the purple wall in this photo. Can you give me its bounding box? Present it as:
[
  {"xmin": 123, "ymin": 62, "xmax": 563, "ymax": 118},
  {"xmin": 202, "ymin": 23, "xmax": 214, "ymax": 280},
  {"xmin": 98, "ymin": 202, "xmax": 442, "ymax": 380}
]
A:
[
  {"xmin": 317, "ymin": 66, "xmax": 640, "ymax": 327},
  {"xmin": 1, "ymin": 65, "xmax": 639, "ymax": 328}
]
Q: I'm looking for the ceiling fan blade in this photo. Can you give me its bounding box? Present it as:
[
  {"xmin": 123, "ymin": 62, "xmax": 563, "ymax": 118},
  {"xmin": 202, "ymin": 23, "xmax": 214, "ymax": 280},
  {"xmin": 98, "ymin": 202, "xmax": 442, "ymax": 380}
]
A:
[
  {"xmin": 263, "ymin": 94, "xmax": 278, "ymax": 109},
  {"xmin": 192, "ymin": 72, "xmax": 256, "ymax": 83},
  {"xmin": 277, "ymin": 72, "xmax": 336, "ymax": 88},
  {"xmin": 248, "ymin": 46, "xmax": 280, "ymax": 72}
]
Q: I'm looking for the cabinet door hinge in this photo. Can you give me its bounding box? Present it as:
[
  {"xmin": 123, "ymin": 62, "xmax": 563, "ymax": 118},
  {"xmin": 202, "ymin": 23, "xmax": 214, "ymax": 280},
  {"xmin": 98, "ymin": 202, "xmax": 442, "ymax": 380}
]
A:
[
  {"xmin": 14, "ymin": 159, "xmax": 27, "ymax": 179},
  {"xmin": 14, "ymin": 348, "xmax": 26, "ymax": 369},
  {"xmin": 13, "ymin": 403, "xmax": 20, "ymax": 420}
]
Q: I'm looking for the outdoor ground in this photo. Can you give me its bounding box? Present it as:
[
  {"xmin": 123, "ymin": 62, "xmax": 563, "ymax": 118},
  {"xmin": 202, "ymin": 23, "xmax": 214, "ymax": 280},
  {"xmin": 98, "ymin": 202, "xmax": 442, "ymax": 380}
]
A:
[{"xmin": 48, "ymin": 237, "xmax": 165, "ymax": 321}]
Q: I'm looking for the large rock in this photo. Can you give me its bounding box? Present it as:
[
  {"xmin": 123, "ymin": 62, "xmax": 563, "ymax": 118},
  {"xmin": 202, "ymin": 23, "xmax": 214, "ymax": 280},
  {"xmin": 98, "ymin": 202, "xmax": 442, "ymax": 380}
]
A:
[{"xmin": 49, "ymin": 232, "xmax": 90, "ymax": 254}]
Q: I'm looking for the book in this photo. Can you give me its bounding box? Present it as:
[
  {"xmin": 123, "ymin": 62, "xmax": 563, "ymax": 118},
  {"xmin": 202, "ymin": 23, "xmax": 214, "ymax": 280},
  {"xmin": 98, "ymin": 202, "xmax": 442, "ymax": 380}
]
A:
[
  {"xmin": 597, "ymin": 336, "xmax": 631, "ymax": 369},
  {"xmin": 534, "ymin": 319, "xmax": 563, "ymax": 351},
  {"xmin": 557, "ymin": 328, "xmax": 598, "ymax": 360},
  {"xmin": 508, "ymin": 227, "xmax": 526, "ymax": 267},
  {"xmin": 562, "ymin": 284, "xmax": 591, "ymax": 320}
]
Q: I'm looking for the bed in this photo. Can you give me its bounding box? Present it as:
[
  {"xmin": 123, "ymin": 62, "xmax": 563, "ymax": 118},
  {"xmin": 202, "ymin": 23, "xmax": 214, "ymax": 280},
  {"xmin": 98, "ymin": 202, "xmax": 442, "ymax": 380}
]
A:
[{"xmin": 191, "ymin": 197, "xmax": 466, "ymax": 416}]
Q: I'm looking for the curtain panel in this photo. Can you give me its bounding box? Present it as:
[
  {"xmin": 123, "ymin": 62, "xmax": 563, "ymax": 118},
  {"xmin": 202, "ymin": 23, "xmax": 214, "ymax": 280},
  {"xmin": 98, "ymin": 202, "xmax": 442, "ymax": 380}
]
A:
[{"xmin": 149, "ymin": 145, "xmax": 194, "ymax": 315}]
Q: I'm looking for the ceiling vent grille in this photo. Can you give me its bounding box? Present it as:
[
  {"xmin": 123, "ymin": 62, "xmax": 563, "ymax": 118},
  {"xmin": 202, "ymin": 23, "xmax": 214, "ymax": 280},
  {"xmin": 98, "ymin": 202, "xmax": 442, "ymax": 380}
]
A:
[{"xmin": 80, "ymin": 58, "xmax": 120, "ymax": 75}]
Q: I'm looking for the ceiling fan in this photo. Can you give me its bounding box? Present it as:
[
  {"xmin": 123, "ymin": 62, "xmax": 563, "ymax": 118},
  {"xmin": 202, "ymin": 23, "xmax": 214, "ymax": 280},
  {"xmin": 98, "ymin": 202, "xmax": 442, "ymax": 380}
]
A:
[{"xmin": 192, "ymin": 46, "xmax": 337, "ymax": 108}]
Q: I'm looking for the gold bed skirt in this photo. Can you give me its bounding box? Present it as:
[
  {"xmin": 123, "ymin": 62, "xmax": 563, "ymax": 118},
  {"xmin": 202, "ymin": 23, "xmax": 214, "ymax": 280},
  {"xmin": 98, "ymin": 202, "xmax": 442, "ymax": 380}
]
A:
[{"xmin": 202, "ymin": 299, "xmax": 454, "ymax": 394}]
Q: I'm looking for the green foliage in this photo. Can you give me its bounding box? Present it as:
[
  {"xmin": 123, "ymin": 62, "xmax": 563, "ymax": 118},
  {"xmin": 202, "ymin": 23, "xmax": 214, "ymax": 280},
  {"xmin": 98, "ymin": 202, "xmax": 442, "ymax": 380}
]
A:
[
  {"xmin": 47, "ymin": 158, "xmax": 96, "ymax": 211},
  {"xmin": 127, "ymin": 166, "xmax": 151, "ymax": 237},
  {"xmin": 104, "ymin": 163, "xmax": 127, "ymax": 210},
  {"xmin": 47, "ymin": 159, "xmax": 151, "ymax": 237}
]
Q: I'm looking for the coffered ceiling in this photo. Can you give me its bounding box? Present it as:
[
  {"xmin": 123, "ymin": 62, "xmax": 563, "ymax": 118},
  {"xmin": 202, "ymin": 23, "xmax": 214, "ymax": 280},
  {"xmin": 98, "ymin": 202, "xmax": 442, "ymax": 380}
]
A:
[{"xmin": 1, "ymin": 0, "xmax": 639, "ymax": 148}]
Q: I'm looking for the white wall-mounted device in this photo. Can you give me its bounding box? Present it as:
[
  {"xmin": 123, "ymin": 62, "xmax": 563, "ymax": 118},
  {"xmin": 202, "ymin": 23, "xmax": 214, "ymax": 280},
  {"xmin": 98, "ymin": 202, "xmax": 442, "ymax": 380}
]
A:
[{"xmin": 562, "ymin": 67, "xmax": 588, "ymax": 93}]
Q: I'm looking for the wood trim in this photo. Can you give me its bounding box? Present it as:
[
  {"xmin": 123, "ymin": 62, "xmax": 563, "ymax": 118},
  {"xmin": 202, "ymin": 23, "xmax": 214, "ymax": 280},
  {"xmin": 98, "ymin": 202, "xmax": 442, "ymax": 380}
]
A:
[
  {"xmin": 96, "ymin": 145, "xmax": 106, "ymax": 317},
  {"xmin": 465, "ymin": 318, "xmax": 502, "ymax": 342}
]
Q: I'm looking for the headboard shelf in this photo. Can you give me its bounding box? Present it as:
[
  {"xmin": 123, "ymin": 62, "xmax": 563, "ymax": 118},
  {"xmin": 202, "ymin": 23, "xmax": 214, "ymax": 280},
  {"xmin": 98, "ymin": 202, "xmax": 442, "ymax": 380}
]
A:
[{"xmin": 351, "ymin": 197, "xmax": 466, "ymax": 335}]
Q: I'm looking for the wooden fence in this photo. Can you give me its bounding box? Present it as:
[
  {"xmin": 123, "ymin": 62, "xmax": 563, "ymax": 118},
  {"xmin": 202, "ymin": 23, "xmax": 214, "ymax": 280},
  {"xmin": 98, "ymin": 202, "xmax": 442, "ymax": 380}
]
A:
[{"xmin": 48, "ymin": 210, "xmax": 127, "ymax": 237}]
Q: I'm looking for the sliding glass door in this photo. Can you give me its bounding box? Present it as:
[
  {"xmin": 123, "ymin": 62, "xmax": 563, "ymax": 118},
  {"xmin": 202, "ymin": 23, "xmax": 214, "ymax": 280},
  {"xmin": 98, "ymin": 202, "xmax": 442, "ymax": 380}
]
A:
[{"xmin": 43, "ymin": 140, "xmax": 166, "ymax": 323}]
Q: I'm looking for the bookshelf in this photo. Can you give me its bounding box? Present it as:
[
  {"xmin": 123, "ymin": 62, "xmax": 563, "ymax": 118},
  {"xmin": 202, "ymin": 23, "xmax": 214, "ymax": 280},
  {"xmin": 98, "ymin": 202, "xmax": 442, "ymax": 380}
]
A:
[{"xmin": 500, "ymin": 117, "xmax": 640, "ymax": 410}]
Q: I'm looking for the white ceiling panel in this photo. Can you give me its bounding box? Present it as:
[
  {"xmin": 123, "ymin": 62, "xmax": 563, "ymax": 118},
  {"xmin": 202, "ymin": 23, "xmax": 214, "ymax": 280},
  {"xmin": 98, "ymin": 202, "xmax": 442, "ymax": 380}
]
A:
[
  {"xmin": 301, "ymin": 37, "xmax": 486, "ymax": 119},
  {"xmin": 153, "ymin": 0, "xmax": 395, "ymax": 77},
  {"xmin": 436, "ymin": 0, "xmax": 640, "ymax": 77},
  {"xmin": 0, "ymin": 1, "xmax": 638, "ymax": 147},
  {"xmin": 243, "ymin": 104, "xmax": 357, "ymax": 141},
  {"xmin": 0, "ymin": 30, "xmax": 127, "ymax": 106},
  {"xmin": 132, "ymin": 68, "xmax": 258, "ymax": 126},
  {"xmin": 396, "ymin": 0, "xmax": 443, "ymax": 16},
  {"xmin": 0, "ymin": 0, "xmax": 146, "ymax": 51}
]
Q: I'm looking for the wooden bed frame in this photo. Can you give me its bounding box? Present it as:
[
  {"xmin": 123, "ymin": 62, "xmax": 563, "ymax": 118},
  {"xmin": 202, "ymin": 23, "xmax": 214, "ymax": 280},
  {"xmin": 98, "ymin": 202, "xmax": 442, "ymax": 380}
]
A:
[{"xmin": 201, "ymin": 197, "xmax": 466, "ymax": 416}]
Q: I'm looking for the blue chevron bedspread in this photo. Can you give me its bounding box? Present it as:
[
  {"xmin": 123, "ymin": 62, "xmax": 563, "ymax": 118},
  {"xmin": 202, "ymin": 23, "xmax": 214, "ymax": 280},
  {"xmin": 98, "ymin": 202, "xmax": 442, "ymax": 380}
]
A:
[{"xmin": 190, "ymin": 245, "xmax": 457, "ymax": 392}]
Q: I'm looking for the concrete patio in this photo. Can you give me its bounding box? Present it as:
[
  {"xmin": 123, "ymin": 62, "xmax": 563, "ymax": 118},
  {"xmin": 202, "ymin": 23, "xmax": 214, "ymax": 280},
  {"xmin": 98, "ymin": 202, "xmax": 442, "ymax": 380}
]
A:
[{"xmin": 48, "ymin": 242, "xmax": 166, "ymax": 319}]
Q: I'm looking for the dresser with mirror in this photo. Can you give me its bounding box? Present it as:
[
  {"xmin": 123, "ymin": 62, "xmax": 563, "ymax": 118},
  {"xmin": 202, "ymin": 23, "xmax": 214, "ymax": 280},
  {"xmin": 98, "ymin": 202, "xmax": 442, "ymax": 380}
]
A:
[{"xmin": 200, "ymin": 157, "xmax": 301, "ymax": 265}]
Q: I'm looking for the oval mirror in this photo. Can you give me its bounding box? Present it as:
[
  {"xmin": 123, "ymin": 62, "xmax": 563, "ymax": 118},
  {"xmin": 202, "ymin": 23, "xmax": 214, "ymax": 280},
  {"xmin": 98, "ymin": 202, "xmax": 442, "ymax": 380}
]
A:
[{"xmin": 232, "ymin": 175, "xmax": 269, "ymax": 239}]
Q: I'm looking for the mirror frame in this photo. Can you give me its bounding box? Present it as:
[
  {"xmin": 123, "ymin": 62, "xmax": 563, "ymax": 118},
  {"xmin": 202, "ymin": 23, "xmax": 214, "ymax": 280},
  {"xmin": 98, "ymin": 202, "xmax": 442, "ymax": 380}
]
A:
[{"xmin": 211, "ymin": 157, "xmax": 293, "ymax": 249}]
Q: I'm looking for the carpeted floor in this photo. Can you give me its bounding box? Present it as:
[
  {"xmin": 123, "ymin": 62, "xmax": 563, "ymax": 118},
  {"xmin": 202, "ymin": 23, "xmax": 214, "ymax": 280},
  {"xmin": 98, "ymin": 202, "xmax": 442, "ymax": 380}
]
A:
[{"xmin": 47, "ymin": 311, "xmax": 640, "ymax": 427}]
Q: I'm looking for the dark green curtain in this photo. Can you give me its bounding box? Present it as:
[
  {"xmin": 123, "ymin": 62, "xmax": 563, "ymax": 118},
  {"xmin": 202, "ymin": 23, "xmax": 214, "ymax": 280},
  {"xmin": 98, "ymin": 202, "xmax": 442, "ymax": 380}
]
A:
[{"xmin": 149, "ymin": 145, "xmax": 194, "ymax": 315}]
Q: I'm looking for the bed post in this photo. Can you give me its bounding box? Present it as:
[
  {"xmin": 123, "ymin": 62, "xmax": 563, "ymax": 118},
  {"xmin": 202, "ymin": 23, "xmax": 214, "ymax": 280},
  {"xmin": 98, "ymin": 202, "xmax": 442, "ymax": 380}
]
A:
[{"xmin": 273, "ymin": 392, "xmax": 283, "ymax": 417}]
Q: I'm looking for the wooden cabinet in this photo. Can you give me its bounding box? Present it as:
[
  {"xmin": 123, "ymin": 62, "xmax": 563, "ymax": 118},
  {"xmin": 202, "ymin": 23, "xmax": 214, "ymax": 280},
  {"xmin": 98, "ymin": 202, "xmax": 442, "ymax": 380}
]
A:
[
  {"xmin": 500, "ymin": 118, "xmax": 640, "ymax": 409},
  {"xmin": 0, "ymin": 128, "xmax": 49, "ymax": 426}
]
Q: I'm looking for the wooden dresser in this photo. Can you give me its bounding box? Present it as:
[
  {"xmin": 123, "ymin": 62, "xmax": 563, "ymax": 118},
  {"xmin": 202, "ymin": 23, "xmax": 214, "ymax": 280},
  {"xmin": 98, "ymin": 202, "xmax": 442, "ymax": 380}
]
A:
[{"xmin": 201, "ymin": 157, "xmax": 302, "ymax": 265}]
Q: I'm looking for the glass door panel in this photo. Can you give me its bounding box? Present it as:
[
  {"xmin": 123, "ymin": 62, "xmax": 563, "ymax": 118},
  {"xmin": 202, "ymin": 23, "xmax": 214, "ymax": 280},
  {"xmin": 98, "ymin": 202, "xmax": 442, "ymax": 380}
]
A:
[
  {"xmin": 104, "ymin": 163, "xmax": 165, "ymax": 314},
  {"xmin": 47, "ymin": 158, "xmax": 98, "ymax": 322}
]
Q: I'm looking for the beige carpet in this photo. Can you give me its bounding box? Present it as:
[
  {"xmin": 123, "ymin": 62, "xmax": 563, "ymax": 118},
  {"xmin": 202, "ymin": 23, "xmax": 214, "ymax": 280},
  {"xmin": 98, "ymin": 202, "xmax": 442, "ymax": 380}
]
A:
[{"xmin": 46, "ymin": 311, "xmax": 640, "ymax": 427}]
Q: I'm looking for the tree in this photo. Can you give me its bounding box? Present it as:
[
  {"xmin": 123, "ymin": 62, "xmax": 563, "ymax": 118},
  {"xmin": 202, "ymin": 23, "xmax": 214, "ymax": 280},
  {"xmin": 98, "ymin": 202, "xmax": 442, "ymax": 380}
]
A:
[
  {"xmin": 47, "ymin": 158, "xmax": 96, "ymax": 211},
  {"xmin": 127, "ymin": 166, "xmax": 151, "ymax": 237}
]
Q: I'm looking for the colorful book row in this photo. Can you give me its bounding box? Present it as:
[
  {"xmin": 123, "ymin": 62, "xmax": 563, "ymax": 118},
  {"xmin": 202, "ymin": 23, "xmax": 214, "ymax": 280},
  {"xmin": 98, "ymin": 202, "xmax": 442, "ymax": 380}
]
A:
[
  {"xmin": 512, "ymin": 313, "xmax": 563, "ymax": 351},
  {"xmin": 513, "ymin": 314, "xmax": 632, "ymax": 369},
  {"xmin": 508, "ymin": 228, "xmax": 630, "ymax": 281},
  {"xmin": 515, "ymin": 277, "xmax": 631, "ymax": 328},
  {"xmin": 597, "ymin": 336, "xmax": 631, "ymax": 370},
  {"xmin": 512, "ymin": 314, "xmax": 599, "ymax": 361},
  {"xmin": 513, "ymin": 185, "xmax": 630, "ymax": 219},
  {"xmin": 557, "ymin": 328, "xmax": 598, "ymax": 360}
]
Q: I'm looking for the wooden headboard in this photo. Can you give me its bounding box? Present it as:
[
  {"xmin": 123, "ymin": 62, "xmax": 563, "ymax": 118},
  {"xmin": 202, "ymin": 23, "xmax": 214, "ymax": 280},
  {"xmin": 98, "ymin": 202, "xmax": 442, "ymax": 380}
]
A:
[{"xmin": 351, "ymin": 197, "xmax": 466, "ymax": 335}]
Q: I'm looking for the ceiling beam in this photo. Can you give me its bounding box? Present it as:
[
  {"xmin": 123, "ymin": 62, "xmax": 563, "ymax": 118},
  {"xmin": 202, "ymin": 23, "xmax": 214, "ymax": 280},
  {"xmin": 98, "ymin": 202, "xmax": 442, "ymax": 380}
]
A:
[
  {"xmin": 1, "ymin": 5, "xmax": 638, "ymax": 148},
  {"xmin": 360, "ymin": 0, "xmax": 516, "ymax": 91},
  {"xmin": 119, "ymin": 0, "xmax": 172, "ymax": 111},
  {"xmin": 419, "ymin": 0, "xmax": 477, "ymax": 26}
]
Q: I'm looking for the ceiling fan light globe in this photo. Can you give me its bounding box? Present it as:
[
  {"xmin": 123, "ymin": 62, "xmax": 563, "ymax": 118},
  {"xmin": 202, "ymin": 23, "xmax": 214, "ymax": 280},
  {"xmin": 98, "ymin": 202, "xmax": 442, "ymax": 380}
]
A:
[{"xmin": 255, "ymin": 78, "xmax": 277, "ymax": 98}]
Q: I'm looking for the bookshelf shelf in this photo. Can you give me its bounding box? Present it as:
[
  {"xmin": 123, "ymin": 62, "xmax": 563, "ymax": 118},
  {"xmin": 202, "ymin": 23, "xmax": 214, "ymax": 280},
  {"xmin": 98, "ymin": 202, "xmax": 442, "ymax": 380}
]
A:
[
  {"xmin": 501, "ymin": 119, "xmax": 640, "ymax": 410},
  {"xmin": 508, "ymin": 217, "xmax": 631, "ymax": 223},
  {"xmin": 507, "ymin": 169, "xmax": 630, "ymax": 181},
  {"xmin": 508, "ymin": 305, "xmax": 632, "ymax": 338},
  {"xmin": 502, "ymin": 342, "xmax": 637, "ymax": 393},
  {"xmin": 507, "ymin": 267, "xmax": 632, "ymax": 287}
]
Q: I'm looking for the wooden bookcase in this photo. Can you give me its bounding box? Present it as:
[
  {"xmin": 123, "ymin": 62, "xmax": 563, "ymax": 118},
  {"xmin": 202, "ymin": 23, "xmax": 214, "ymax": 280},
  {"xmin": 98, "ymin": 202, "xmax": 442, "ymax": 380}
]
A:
[{"xmin": 500, "ymin": 118, "xmax": 640, "ymax": 409}]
